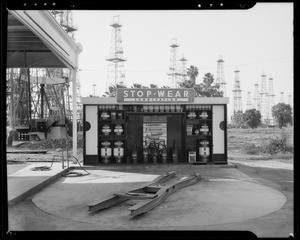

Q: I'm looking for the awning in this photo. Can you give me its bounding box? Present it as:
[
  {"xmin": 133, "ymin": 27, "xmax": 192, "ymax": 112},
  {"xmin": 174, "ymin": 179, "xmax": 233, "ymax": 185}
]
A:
[{"xmin": 7, "ymin": 10, "xmax": 82, "ymax": 69}]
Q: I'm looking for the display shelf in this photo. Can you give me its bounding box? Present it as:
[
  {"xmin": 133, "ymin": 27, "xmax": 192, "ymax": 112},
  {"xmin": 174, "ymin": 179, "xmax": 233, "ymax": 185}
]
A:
[
  {"xmin": 186, "ymin": 135, "xmax": 212, "ymax": 139},
  {"xmin": 99, "ymin": 135, "xmax": 126, "ymax": 140},
  {"xmin": 127, "ymin": 112, "xmax": 185, "ymax": 115},
  {"xmin": 186, "ymin": 119, "xmax": 212, "ymax": 124},
  {"xmin": 98, "ymin": 108, "xmax": 127, "ymax": 164},
  {"xmin": 99, "ymin": 119, "xmax": 126, "ymax": 124}
]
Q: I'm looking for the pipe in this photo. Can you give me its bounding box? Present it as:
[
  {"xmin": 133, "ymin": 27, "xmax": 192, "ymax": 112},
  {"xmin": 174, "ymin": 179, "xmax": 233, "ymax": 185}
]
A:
[{"xmin": 71, "ymin": 68, "xmax": 77, "ymax": 160}]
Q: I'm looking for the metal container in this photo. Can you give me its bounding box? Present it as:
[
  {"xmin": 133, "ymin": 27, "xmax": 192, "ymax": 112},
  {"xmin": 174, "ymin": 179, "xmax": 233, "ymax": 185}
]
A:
[
  {"xmin": 101, "ymin": 111, "xmax": 110, "ymax": 120},
  {"xmin": 187, "ymin": 111, "xmax": 196, "ymax": 119},
  {"xmin": 111, "ymin": 111, "xmax": 116, "ymax": 120},
  {"xmin": 175, "ymin": 105, "xmax": 181, "ymax": 112},
  {"xmin": 113, "ymin": 141, "xmax": 124, "ymax": 163},
  {"xmin": 199, "ymin": 111, "xmax": 209, "ymax": 119},
  {"xmin": 101, "ymin": 141, "xmax": 112, "ymax": 163},
  {"xmin": 186, "ymin": 125, "xmax": 193, "ymax": 135},
  {"xmin": 102, "ymin": 124, "xmax": 111, "ymax": 136},
  {"xmin": 199, "ymin": 124, "xmax": 209, "ymax": 135},
  {"xmin": 199, "ymin": 140, "xmax": 210, "ymax": 162},
  {"xmin": 114, "ymin": 124, "xmax": 123, "ymax": 135}
]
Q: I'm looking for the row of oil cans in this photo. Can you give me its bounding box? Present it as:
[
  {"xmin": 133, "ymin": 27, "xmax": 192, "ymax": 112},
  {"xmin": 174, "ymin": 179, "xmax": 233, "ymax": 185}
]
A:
[
  {"xmin": 142, "ymin": 105, "xmax": 183, "ymax": 112},
  {"xmin": 99, "ymin": 105, "xmax": 124, "ymax": 111},
  {"xmin": 186, "ymin": 124, "xmax": 210, "ymax": 135},
  {"xmin": 186, "ymin": 105, "xmax": 211, "ymax": 110},
  {"xmin": 187, "ymin": 111, "xmax": 210, "ymax": 119},
  {"xmin": 100, "ymin": 111, "xmax": 123, "ymax": 120},
  {"xmin": 101, "ymin": 124, "xmax": 124, "ymax": 136},
  {"xmin": 100, "ymin": 141, "xmax": 124, "ymax": 163}
]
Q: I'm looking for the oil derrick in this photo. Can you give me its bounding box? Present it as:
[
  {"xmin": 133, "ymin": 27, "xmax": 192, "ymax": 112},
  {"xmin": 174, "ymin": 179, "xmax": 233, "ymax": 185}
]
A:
[
  {"xmin": 51, "ymin": 10, "xmax": 77, "ymax": 40},
  {"xmin": 246, "ymin": 92, "xmax": 252, "ymax": 110},
  {"xmin": 288, "ymin": 94, "xmax": 292, "ymax": 108},
  {"xmin": 232, "ymin": 67, "xmax": 243, "ymax": 115},
  {"xmin": 253, "ymin": 82, "xmax": 260, "ymax": 111},
  {"xmin": 259, "ymin": 73, "xmax": 268, "ymax": 123},
  {"xmin": 179, "ymin": 55, "xmax": 188, "ymax": 82},
  {"xmin": 280, "ymin": 91, "xmax": 285, "ymax": 103},
  {"xmin": 216, "ymin": 56, "xmax": 226, "ymax": 97},
  {"xmin": 167, "ymin": 38, "xmax": 181, "ymax": 88},
  {"xmin": 106, "ymin": 16, "xmax": 127, "ymax": 88},
  {"xmin": 7, "ymin": 68, "xmax": 31, "ymax": 127},
  {"xmin": 267, "ymin": 76, "xmax": 275, "ymax": 125},
  {"xmin": 50, "ymin": 10, "xmax": 81, "ymax": 124},
  {"xmin": 44, "ymin": 69, "xmax": 69, "ymax": 117}
]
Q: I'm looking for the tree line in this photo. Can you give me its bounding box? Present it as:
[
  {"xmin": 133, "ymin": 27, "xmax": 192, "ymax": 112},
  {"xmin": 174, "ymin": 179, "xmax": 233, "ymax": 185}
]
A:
[
  {"xmin": 92, "ymin": 65, "xmax": 293, "ymax": 129},
  {"xmin": 231, "ymin": 103, "xmax": 293, "ymax": 129}
]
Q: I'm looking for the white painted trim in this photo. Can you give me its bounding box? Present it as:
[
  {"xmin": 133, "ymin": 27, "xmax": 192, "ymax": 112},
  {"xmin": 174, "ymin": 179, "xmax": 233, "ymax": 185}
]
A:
[
  {"xmin": 8, "ymin": 10, "xmax": 82, "ymax": 69},
  {"xmin": 85, "ymin": 106, "xmax": 98, "ymax": 155},
  {"xmin": 71, "ymin": 69, "xmax": 78, "ymax": 158},
  {"xmin": 213, "ymin": 105, "xmax": 225, "ymax": 154}
]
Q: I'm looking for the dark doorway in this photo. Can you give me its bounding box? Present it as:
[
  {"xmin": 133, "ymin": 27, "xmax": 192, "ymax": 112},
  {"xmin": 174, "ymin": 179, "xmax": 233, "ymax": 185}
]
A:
[
  {"xmin": 126, "ymin": 114, "xmax": 143, "ymax": 163},
  {"xmin": 126, "ymin": 113, "xmax": 184, "ymax": 163},
  {"xmin": 167, "ymin": 114, "xmax": 184, "ymax": 162}
]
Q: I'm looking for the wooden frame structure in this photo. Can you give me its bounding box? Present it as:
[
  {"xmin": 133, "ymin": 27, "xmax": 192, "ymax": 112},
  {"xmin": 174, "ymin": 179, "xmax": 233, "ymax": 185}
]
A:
[{"xmin": 87, "ymin": 171, "xmax": 201, "ymax": 216}]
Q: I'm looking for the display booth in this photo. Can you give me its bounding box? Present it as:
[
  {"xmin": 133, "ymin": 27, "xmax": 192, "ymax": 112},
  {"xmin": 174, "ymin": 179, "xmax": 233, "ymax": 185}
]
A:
[{"xmin": 82, "ymin": 88, "xmax": 229, "ymax": 165}]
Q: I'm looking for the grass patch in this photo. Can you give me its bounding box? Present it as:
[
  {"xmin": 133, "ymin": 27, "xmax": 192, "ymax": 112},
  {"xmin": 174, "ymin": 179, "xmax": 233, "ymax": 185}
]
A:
[{"xmin": 243, "ymin": 144, "xmax": 262, "ymax": 155}]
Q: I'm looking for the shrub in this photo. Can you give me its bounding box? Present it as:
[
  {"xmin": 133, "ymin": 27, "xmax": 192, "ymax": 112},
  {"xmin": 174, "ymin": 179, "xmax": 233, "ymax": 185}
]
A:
[
  {"xmin": 262, "ymin": 130, "xmax": 293, "ymax": 155},
  {"xmin": 243, "ymin": 144, "xmax": 262, "ymax": 155}
]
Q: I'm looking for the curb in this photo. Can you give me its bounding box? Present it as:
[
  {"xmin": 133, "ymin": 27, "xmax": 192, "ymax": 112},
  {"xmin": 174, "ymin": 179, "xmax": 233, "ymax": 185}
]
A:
[
  {"xmin": 8, "ymin": 163, "xmax": 236, "ymax": 207},
  {"xmin": 74, "ymin": 163, "xmax": 237, "ymax": 170},
  {"xmin": 8, "ymin": 167, "xmax": 70, "ymax": 207}
]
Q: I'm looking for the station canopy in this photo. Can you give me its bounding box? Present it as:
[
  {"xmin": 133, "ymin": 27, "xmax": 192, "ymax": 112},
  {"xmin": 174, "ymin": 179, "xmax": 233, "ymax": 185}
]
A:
[{"xmin": 6, "ymin": 10, "xmax": 80, "ymax": 69}]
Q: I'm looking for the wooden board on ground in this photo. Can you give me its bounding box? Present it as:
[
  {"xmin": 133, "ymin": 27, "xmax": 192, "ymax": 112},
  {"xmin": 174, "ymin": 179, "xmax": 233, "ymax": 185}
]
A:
[{"xmin": 87, "ymin": 171, "xmax": 201, "ymax": 216}]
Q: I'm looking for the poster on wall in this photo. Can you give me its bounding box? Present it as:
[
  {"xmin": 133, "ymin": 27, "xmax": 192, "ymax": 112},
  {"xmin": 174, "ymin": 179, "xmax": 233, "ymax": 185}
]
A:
[{"xmin": 143, "ymin": 115, "xmax": 167, "ymax": 148}]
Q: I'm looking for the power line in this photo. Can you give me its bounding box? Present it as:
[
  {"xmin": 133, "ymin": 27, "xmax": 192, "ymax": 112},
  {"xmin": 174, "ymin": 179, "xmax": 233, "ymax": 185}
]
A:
[{"xmin": 79, "ymin": 55, "xmax": 292, "ymax": 73}]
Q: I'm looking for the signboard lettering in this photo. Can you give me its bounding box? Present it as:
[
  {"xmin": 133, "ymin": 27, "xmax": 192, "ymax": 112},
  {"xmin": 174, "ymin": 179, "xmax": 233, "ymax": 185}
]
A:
[{"xmin": 117, "ymin": 88, "xmax": 195, "ymax": 103}]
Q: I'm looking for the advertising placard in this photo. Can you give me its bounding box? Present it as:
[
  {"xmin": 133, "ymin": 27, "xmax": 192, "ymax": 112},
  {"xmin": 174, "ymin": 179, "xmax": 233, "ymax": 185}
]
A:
[{"xmin": 117, "ymin": 88, "xmax": 195, "ymax": 103}]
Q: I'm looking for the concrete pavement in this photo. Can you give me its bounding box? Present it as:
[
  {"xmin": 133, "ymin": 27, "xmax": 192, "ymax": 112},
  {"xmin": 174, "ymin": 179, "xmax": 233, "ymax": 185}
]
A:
[{"xmin": 7, "ymin": 162, "xmax": 291, "ymax": 237}]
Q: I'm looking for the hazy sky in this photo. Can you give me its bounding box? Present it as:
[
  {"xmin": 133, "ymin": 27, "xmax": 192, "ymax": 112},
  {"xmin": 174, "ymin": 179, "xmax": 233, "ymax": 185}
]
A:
[{"xmin": 73, "ymin": 3, "xmax": 293, "ymax": 112}]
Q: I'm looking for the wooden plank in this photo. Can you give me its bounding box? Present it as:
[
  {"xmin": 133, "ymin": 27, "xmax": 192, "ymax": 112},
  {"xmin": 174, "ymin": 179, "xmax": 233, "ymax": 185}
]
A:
[
  {"xmin": 114, "ymin": 192, "xmax": 157, "ymax": 199},
  {"xmin": 115, "ymin": 171, "xmax": 176, "ymax": 194},
  {"xmin": 129, "ymin": 173, "xmax": 201, "ymax": 216},
  {"xmin": 7, "ymin": 150, "xmax": 48, "ymax": 154},
  {"xmin": 87, "ymin": 171, "xmax": 176, "ymax": 212},
  {"xmin": 87, "ymin": 195, "xmax": 128, "ymax": 212}
]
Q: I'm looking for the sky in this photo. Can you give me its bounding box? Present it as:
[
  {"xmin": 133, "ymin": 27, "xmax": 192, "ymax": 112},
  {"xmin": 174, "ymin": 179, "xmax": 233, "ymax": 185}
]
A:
[{"xmin": 72, "ymin": 3, "xmax": 293, "ymax": 112}]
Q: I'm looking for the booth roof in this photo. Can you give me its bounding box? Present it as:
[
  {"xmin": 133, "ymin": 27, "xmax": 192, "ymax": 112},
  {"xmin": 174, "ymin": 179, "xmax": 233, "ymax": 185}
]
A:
[{"xmin": 81, "ymin": 97, "xmax": 229, "ymax": 105}]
